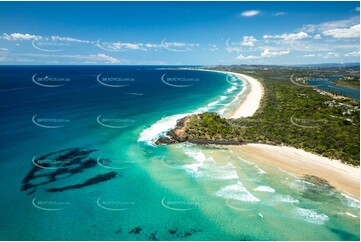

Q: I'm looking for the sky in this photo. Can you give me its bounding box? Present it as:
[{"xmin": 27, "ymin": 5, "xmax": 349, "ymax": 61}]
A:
[{"xmin": 0, "ymin": 1, "xmax": 360, "ymax": 65}]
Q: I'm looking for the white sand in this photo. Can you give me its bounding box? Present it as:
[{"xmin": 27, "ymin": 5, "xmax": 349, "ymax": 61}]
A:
[
  {"xmin": 229, "ymin": 144, "xmax": 360, "ymax": 199},
  {"xmin": 227, "ymin": 72, "xmax": 264, "ymax": 118},
  {"xmin": 195, "ymin": 69, "xmax": 264, "ymax": 118},
  {"xmin": 193, "ymin": 68, "xmax": 359, "ymax": 199}
]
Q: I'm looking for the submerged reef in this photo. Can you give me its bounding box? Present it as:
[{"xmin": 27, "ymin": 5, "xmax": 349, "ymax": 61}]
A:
[{"xmin": 21, "ymin": 147, "xmax": 117, "ymax": 194}]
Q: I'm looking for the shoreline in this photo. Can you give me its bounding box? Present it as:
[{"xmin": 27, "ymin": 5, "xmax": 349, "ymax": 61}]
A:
[
  {"xmin": 210, "ymin": 69, "xmax": 360, "ymax": 199},
  {"xmin": 198, "ymin": 69, "xmax": 360, "ymax": 200},
  {"xmin": 227, "ymin": 144, "xmax": 360, "ymax": 199},
  {"xmin": 228, "ymin": 72, "xmax": 264, "ymax": 118},
  {"xmin": 194, "ymin": 69, "xmax": 264, "ymax": 118},
  {"xmin": 156, "ymin": 68, "xmax": 360, "ymax": 199}
]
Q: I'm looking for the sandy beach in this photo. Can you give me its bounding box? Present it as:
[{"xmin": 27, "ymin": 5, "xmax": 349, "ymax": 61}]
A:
[
  {"xmin": 192, "ymin": 69, "xmax": 360, "ymax": 199},
  {"xmin": 209, "ymin": 70, "xmax": 360, "ymax": 199},
  {"xmin": 227, "ymin": 72, "xmax": 264, "ymax": 118},
  {"xmin": 197, "ymin": 69, "xmax": 264, "ymax": 118},
  {"xmin": 228, "ymin": 144, "xmax": 360, "ymax": 199}
]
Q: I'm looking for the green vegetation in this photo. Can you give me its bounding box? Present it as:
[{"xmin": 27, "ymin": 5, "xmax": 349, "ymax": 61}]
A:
[
  {"xmin": 183, "ymin": 66, "xmax": 360, "ymax": 165},
  {"xmin": 185, "ymin": 112, "xmax": 237, "ymax": 141},
  {"xmin": 334, "ymin": 76, "xmax": 360, "ymax": 89}
]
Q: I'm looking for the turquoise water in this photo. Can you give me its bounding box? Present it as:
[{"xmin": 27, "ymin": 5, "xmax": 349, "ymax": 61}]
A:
[{"xmin": 0, "ymin": 66, "xmax": 359, "ymax": 240}]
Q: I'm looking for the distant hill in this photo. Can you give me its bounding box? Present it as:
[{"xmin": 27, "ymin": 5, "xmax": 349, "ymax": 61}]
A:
[
  {"xmin": 207, "ymin": 63, "xmax": 360, "ymax": 69},
  {"xmin": 292, "ymin": 63, "xmax": 360, "ymax": 68}
]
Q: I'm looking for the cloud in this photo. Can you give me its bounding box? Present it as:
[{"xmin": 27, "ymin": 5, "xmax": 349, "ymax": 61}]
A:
[
  {"xmin": 241, "ymin": 36, "xmax": 257, "ymax": 46},
  {"xmin": 303, "ymin": 52, "xmax": 341, "ymax": 59},
  {"xmin": 241, "ymin": 10, "xmax": 260, "ymax": 17},
  {"xmin": 6, "ymin": 53, "xmax": 127, "ymax": 64},
  {"xmin": 302, "ymin": 53, "xmax": 340, "ymax": 58},
  {"xmin": 322, "ymin": 24, "xmax": 360, "ymax": 38},
  {"xmin": 300, "ymin": 17, "xmax": 359, "ymax": 33},
  {"xmin": 162, "ymin": 41, "xmax": 199, "ymax": 48},
  {"xmin": 50, "ymin": 36, "xmax": 90, "ymax": 43},
  {"xmin": 322, "ymin": 52, "xmax": 340, "ymax": 58},
  {"xmin": 97, "ymin": 40, "xmax": 164, "ymax": 51},
  {"xmin": 355, "ymin": 7, "xmax": 360, "ymax": 11},
  {"xmin": 2, "ymin": 33, "xmax": 40, "ymax": 40},
  {"xmin": 0, "ymin": 48, "xmax": 8, "ymax": 51},
  {"xmin": 272, "ymin": 12, "xmax": 285, "ymax": 16},
  {"xmin": 207, "ymin": 44, "xmax": 218, "ymax": 51},
  {"xmin": 261, "ymin": 48, "xmax": 290, "ymax": 57},
  {"xmin": 313, "ymin": 34, "xmax": 322, "ymax": 40},
  {"xmin": 303, "ymin": 54, "xmax": 316, "ymax": 57},
  {"xmin": 263, "ymin": 31, "xmax": 308, "ymax": 40},
  {"xmin": 93, "ymin": 53, "xmax": 122, "ymax": 63},
  {"xmin": 345, "ymin": 51, "xmax": 360, "ymax": 57},
  {"xmin": 236, "ymin": 48, "xmax": 290, "ymax": 60},
  {"xmin": 114, "ymin": 42, "xmax": 148, "ymax": 50},
  {"xmin": 161, "ymin": 40, "xmax": 199, "ymax": 52},
  {"xmin": 1, "ymin": 33, "xmax": 92, "ymax": 44},
  {"xmin": 235, "ymin": 54, "xmax": 260, "ymax": 60}
]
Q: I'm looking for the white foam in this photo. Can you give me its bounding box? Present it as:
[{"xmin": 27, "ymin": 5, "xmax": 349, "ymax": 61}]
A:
[
  {"xmin": 182, "ymin": 151, "xmax": 239, "ymax": 180},
  {"xmin": 254, "ymin": 186, "xmax": 275, "ymax": 193},
  {"xmin": 236, "ymin": 156, "xmax": 254, "ymax": 165},
  {"xmin": 184, "ymin": 149, "xmax": 206, "ymax": 163},
  {"xmin": 215, "ymin": 181, "xmax": 260, "ymax": 202},
  {"xmin": 182, "ymin": 149, "xmax": 206, "ymax": 172},
  {"xmin": 276, "ymin": 195, "xmax": 299, "ymax": 204},
  {"xmin": 345, "ymin": 212, "xmax": 358, "ymax": 218},
  {"xmin": 226, "ymin": 85, "xmax": 238, "ymax": 94},
  {"xmin": 294, "ymin": 207, "xmax": 329, "ymax": 225},
  {"xmin": 208, "ymin": 100, "xmax": 220, "ymax": 107},
  {"xmin": 255, "ymin": 166, "xmax": 267, "ymax": 174},
  {"xmin": 138, "ymin": 71, "xmax": 248, "ymax": 146},
  {"xmin": 225, "ymin": 84, "xmax": 248, "ymax": 107},
  {"xmin": 138, "ymin": 113, "xmax": 191, "ymax": 146},
  {"xmin": 341, "ymin": 193, "xmax": 360, "ymax": 208},
  {"xmin": 205, "ymin": 168, "xmax": 239, "ymax": 180}
]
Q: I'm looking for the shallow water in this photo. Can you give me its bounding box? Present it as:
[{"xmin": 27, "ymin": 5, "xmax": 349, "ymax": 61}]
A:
[{"xmin": 0, "ymin": 66, "xmax": 359, "ymax": 240}]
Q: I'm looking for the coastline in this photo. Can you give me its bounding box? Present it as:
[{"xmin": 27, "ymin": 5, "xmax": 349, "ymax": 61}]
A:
[
  {"xmin": 227, "ymin": 144, "xmax": 360, "ymax": 199},
  {"xmin": 201, "ymin": 69, "xmax": 360, "ymax": 199},
  {"xmin": 195, "ymin": 69, "xmax": 264, "ymax": 118},
  {"xmin": 228, "ymin": 72, "xmax": 264, "ymax": 118},
  {"xmin": 156, "ymin": 68, "xmax": 360, "ymax": 199}
]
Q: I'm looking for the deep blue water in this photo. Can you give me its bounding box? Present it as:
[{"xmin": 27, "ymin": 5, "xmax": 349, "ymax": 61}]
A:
[{"xmin": 0, "ymin": 66, "xmax": 359, "ymax": 241}]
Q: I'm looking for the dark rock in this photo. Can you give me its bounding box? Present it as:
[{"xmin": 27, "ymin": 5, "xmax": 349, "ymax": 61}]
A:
[
  {"xmin": 155, "ymin": 136, "xmax": 177, "ymax": 145},
  {"xmin": 168, "ymin": 229, "xmax": 177, "ymax": 235},
  {"xmin": 129, "ymin": 226, "xmax": 142, "ymax": 234}
]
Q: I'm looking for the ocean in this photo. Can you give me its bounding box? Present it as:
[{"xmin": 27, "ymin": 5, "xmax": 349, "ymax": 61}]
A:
[{"xmin": 0, "ymin": 65, "xmax": 359, "ymax": 240}]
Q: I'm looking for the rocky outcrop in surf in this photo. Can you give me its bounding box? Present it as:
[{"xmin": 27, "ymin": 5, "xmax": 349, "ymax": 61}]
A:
[{"xmin": 155, "ymin": 112, "xmax": 243, "ymax": 146}]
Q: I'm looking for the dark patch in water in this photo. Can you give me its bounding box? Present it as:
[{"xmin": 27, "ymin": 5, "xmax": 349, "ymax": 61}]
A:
[
  {"xmin": 21, "ymin": 147, "xmax": 117, "ymax": 194},
  {"xmin": 129, "ymin": 226, "xmax": 143, "ymax": 234},
  {"xmin": 46, "ymin": 172, "xmax": 117, "ymax": 192},
  {"xmin": 300, "ymin": 175, "xmax": 339, "ymax": 202},
  {"xmin": 168, "ymin": 228, "xmax": 201, "ymax": 239},
  {"xmin": 128, "ymin": 226, "xmax": 201, "ymax": 240},
  {"xmin": 147, "ymin": 231, "xmax": 158, "ymax": 241},
  {"xmin": 330, "ymin": 228, "xmax": 359, "ymax": 241}
]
